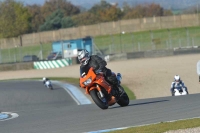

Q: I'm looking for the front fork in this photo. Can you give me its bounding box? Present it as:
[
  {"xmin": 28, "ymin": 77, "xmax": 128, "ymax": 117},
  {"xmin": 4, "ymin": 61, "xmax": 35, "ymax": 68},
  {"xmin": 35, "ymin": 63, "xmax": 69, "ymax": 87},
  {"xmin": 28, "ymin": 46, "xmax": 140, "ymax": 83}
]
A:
[
  {"xmin": 96, "ymin": 84, "xmax": 116, "ymax": 105},
  {"xmin": 96, "ymin": 84, "xmax": 104, "ymax": 98}
]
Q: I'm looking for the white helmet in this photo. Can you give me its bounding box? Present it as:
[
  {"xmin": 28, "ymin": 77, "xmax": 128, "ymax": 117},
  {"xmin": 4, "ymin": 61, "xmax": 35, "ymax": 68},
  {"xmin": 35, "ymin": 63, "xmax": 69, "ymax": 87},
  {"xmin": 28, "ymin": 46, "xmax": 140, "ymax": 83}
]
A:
[
  {"xmin": 77, "ymin": 49, "xmax": 90, "ymax": 65},
  {"xmin": 174, "ymin": 75, "xmax": 180, "ymax": 82},
  {"xmin": 43, "ymin": 77, "xmax": 46, "ymax": 81}
]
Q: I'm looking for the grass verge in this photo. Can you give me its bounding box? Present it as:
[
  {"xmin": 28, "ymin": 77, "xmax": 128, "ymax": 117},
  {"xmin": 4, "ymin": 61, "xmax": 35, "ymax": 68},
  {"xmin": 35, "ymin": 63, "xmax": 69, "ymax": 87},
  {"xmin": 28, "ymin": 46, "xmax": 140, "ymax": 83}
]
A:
[
  {"xmin": 109, "ymin": 118, "xmax": 200, "ymax": 133},
  {"xmin": 121, "ymin": 84, "xmax": 136, "ymax": 100}
]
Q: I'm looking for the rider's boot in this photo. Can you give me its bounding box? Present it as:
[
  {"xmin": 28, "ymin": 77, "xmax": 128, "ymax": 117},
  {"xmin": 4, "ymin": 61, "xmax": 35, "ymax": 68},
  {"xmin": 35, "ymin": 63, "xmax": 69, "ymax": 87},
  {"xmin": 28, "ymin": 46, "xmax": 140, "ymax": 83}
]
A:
[
  {"xmin": 107, "ymin": 74, "xmax": 123, "ymax": 94},
  {"xmin": 115, "ymin": 73, "xmax": 124, "ymax": 94},
  {"xmin": 170, "ymin": 88, "xmax": 175, "ymax": 96},
  {"xmin": 171, "ymin": 90, "xmax": 175, "ymax": 96},
  {"xmin": 184, "ymin": 87, "xmax": 189, "ymax": 94},
  {"xmin": 116, "ymin": 85, "xmax": 124, "ymax": 95},
  {"xmin": 116, "ymin": 73, "xmax": 122, "ymax": 84},
  {"xmin": 112, "ymin": 80, "xmax": 124, "ymax": 94}
]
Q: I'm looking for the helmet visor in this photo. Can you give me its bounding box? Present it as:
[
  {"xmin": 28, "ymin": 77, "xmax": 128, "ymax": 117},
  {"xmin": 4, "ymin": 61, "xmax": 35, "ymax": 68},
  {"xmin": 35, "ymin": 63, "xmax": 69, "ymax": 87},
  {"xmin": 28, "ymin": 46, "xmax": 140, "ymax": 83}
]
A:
[
  {"xmin": 80, "ymin": 57, "xmax": 90, "ymax": 65},
  {"xmin": 80, "ymin": 57, "xmax": 86, "ymax": 64},
  {"xmin": 175, "ymin": 78, "xmax": 180, "ymax": 82}
]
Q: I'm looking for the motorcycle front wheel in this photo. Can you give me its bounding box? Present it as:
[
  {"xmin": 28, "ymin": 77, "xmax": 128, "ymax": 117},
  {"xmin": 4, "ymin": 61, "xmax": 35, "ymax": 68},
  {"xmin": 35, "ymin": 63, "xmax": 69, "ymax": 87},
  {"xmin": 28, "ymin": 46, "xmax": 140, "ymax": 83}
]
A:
[{"xmin": 90, "ymin": 89, "xmax": 108, "ymax": 110}]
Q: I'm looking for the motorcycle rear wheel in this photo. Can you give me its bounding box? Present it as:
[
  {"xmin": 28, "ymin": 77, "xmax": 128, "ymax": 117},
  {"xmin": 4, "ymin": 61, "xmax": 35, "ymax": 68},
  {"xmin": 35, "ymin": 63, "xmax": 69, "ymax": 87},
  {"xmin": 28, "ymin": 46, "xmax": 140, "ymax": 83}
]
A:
[
  {"xmin": 117, "ymin": 86, "xmax": 129, "ymax": 107},
  {"xmin": 49, "ymin": 85, "xmax": 53, "ymax": 90},
  {"xmin": 90, "ymin": 89, "xmax": 108, "ymax": 109}
]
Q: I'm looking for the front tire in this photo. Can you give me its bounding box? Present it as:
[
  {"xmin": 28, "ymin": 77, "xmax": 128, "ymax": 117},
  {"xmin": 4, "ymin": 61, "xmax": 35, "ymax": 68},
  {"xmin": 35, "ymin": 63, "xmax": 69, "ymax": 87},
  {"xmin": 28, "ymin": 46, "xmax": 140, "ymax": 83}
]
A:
[{"xmin": 90, "ymin": 89, "xmax": 108, "ymax": 109}]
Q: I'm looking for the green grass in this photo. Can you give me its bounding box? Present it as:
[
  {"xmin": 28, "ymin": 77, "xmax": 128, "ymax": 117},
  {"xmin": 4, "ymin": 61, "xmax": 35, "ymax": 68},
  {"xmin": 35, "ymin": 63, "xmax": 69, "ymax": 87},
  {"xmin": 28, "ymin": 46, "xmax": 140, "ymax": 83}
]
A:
[
  {"xmin": 121, "ymin": 84, "xmax": 136, "ymax": 100},
  {"xmin": 109, "ymin": 118, "xmax": 200, "ymax": 133}
]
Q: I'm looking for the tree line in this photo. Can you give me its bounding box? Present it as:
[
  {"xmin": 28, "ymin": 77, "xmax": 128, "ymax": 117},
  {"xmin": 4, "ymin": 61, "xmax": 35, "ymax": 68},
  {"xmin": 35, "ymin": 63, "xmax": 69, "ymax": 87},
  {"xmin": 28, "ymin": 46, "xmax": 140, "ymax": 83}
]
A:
[{"xmin": 0, "ymin": 0, "xmax": 173, "ymax": 38}]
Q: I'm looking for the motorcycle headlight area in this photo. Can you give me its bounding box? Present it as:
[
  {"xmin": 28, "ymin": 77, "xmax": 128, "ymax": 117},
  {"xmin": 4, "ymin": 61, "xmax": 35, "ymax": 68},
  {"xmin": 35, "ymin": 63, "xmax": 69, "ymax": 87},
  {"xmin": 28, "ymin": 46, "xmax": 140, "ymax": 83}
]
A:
[{"xmin": 83, "ymin": 77, "xmax": 92, "ymax": 86}]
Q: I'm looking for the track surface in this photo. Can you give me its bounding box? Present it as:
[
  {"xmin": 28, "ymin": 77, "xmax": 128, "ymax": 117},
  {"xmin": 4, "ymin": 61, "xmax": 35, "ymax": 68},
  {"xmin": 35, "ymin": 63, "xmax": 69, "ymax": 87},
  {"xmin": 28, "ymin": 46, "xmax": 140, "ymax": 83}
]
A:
[{"xmin": 1, "ymin": 81, "xmax": 200, "ymax": 133}]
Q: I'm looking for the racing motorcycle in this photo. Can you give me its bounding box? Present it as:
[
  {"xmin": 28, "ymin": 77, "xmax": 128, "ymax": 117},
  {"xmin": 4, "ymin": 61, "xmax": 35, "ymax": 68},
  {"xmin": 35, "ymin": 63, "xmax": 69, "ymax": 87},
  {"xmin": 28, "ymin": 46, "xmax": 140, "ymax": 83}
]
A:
[
  {"xmin": 79, "ymin": 66, "xmax": 129, "ymax": 109},
  {"xmin": 173, "ymin": 86, "xmax": 188, "ymax": 96},
  {"xmin": 45, "ymin": 80, "xmax": 53, "ymax": 90}
]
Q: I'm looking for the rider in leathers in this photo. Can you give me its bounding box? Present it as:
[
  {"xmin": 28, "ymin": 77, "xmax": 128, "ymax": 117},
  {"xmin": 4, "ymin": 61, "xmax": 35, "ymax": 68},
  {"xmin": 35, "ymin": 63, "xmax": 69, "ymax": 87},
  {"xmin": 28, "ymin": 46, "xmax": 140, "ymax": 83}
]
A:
[
  {"xmin": 170, "ymin": 75, "xmax": 188, "ymax": 96},
  {"xmin": 42, "ymin": 77, "xmax": 51, "ymax": 87},
  {"xmin": 78, "ymin": 49, "xmax": 120, "ymax": 92}
]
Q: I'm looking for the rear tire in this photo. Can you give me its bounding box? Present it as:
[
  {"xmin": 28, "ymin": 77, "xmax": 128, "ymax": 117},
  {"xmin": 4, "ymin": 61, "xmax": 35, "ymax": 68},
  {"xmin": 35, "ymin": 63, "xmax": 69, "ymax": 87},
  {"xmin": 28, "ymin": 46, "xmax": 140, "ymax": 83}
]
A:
[
  {"xmin": 90, "ymin": 89, "xmax": 108, "ymax": 109},
  {"xmin": 117, "ymin": 86, "xmax": 129, "ymax": 107},
  {"xmin": 49, "ymin": 85, "xmax": 53, "ymax": 90}
]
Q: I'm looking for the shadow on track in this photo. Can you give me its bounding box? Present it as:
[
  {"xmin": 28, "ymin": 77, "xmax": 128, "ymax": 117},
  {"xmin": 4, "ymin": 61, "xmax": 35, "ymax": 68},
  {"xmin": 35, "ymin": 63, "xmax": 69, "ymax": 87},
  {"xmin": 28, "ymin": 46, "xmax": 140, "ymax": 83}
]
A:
[{"xmin": 110, "ymin": 99, "xmax": 169, "ymax": 109}]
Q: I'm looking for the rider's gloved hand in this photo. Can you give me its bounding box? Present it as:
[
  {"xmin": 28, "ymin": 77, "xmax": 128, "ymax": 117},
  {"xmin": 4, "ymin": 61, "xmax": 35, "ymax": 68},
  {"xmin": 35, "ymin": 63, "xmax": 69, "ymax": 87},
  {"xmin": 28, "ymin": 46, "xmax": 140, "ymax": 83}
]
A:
[{"xmin": 95, "ymin": 69, "xmax": 102, "ymax": 74}]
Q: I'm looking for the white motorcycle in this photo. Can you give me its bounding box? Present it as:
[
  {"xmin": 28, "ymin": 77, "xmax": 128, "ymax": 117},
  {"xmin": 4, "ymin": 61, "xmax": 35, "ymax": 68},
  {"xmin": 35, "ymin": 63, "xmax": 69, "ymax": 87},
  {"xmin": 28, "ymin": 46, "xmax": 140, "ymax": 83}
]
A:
[
  {"xmin": 173, "ymin": 86, "xmax": 188, "ymax": 96},
  {"xmin": 45, "ymin": 80, "xmax": 53, "ymax": 90}
]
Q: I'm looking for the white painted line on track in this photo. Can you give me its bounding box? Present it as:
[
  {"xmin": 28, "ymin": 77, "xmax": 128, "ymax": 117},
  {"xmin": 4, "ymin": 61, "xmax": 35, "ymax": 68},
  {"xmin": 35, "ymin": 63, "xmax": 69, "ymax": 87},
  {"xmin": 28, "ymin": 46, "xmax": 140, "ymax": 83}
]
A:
[{"xmin": 52, "ymin": 81, "xmax": 92, "ymax": 105}]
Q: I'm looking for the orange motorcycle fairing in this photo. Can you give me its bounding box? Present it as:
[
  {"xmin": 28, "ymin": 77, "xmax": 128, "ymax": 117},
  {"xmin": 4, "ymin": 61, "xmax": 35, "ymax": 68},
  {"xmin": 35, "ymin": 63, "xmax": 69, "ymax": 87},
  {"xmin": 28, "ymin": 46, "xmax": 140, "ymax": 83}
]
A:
[
  {"xmin": 82, "ymin": 77, "xmax": 112, "ymax": 95},
  {"xmin": 80, "ymin": 68, "xmax": 113, "ymax": 100},
  {"xmin": 84, "ymin": 86, "xmax": 96, "ymax": 94},
  {"xmin": 80, "ymin": 68, "xmax": 96, "ymax": 88},
  {"xmin": 80, "ymin": 67, "xmax": 112, "ymax": 94},
  {"xmin": 93, "ymin": 75, "xmax": 112, "ymax": 94}
]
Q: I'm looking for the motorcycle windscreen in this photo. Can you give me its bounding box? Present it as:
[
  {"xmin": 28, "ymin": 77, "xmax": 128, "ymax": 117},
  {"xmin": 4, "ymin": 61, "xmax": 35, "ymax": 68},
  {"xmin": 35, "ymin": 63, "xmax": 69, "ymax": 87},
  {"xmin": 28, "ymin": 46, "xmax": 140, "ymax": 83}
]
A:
[{"xmin": 80, "ymin": 65, "xmax": 90, "ymax": 77}]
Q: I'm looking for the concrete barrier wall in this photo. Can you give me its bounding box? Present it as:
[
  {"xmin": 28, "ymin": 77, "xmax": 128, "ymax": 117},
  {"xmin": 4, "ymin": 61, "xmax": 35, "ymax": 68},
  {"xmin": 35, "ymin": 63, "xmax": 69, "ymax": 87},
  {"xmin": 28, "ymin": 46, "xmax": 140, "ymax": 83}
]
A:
[
  {"xmin": 144, "ymin": 50, "xmax": 174, "ymax": 58},
  {"xmin": 106, "ymin": 48, "xmax": 200, "ymax": 62},
  {"xmin": 173, "ymin": 48, "xmax": 200, "ymax": 55},
  {"xmin": 127, "ymin": 52, "xmax": 145, "ymax": 59}
]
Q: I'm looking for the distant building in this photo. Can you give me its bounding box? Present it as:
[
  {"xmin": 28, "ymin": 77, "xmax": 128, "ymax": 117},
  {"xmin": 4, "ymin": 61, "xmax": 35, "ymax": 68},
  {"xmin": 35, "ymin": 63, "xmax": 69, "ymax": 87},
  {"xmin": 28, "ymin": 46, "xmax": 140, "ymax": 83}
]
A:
[{"xmin": 51, "ymin": 36, "xmax": 93, "ymax": 58}]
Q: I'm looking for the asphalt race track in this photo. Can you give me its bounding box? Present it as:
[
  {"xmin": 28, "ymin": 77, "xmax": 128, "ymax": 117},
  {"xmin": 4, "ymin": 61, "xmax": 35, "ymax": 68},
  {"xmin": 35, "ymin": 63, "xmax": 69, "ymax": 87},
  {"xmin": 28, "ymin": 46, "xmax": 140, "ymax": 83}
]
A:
[{"xmin": 1, "ymin": 81, "xmax": 200, "ymax": 133}]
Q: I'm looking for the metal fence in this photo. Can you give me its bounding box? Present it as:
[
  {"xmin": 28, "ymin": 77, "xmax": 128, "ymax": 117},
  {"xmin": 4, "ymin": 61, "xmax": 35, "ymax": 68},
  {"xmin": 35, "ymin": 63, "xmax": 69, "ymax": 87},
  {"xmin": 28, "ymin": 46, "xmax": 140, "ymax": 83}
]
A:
[
  {"xmin": 93, "ymin": 27, "xmax": 200, "ymax": 55},
  {"xmin": 0, "ymin": 43, "xmax": 52, "ymax": 64},
  {"xmin": 1, "ymin": 26, "xmax": 200, "ymax": 64}
]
